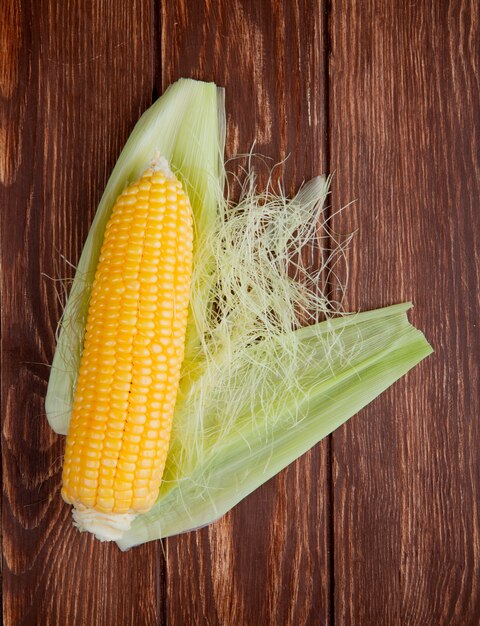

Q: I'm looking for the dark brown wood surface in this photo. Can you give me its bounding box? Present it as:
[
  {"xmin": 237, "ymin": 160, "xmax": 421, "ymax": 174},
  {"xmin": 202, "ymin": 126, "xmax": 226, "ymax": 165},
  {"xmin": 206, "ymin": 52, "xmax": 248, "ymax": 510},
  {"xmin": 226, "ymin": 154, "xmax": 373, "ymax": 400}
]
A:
[
  {"xmin": 1, "ymin": 1, "xmax": 478, "ymax": 625},
  {"xmin": 329, "ymin": 2, "xmax": 480, "ymax": 624}
]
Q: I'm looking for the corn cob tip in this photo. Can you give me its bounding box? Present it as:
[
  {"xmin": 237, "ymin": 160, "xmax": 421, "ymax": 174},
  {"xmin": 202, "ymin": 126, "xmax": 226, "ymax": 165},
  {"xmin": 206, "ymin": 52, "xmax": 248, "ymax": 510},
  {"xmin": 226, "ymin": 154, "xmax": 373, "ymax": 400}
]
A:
[
  {"xmin": 71, "ymin": 504, "xmax": 136, "ymax": 542},
  {"xmin": 151, "ymin": 151, "xmax": 174, "ymax": 178}
]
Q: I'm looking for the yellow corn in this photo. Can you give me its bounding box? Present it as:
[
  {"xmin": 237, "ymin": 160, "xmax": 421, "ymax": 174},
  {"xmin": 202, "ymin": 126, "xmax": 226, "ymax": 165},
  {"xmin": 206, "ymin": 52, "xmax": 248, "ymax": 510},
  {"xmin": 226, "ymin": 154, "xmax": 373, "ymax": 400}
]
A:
[{"xmin": 61, "ymin": 160, "xmax": 193, "ymax": 528}]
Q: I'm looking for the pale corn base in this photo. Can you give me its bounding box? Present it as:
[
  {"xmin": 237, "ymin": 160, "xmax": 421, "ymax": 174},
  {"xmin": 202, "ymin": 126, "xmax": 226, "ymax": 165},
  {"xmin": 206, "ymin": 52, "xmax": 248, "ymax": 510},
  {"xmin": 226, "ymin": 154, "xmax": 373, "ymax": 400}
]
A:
[{"xmin": 72, "ymin": 503, "xmax": 136, "ymax": 542}]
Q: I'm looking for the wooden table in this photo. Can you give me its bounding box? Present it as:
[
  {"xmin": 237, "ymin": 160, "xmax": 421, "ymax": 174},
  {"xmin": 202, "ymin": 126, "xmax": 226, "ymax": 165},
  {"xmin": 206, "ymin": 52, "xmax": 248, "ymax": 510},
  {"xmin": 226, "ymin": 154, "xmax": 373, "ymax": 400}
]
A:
[{"xmin": 1, "ymin": 1, "xmax": 479, "ymax": 624}]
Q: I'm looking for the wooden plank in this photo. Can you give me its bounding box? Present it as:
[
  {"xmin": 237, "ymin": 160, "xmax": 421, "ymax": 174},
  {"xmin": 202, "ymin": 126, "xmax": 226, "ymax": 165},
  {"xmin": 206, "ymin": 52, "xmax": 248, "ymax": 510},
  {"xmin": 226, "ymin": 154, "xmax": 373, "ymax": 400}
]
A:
[
  {"xmin": 329, "ymin": 1, "xmax": 480, "ymax": 624},
  {"xmin": 160, "ymin": 2, "xmax": 331, "ymax": 624},
  {"xmin": 0, "ymin": 1, "xmax": 165, "ymax": 624}
]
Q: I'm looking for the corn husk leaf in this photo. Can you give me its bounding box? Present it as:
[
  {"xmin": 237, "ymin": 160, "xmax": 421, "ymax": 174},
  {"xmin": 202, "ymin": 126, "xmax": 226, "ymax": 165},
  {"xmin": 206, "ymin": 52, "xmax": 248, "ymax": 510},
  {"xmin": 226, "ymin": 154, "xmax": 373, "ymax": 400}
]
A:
[
  {"xmin": 118, "ymin": 302, "xmax": 431, "ymax": 549},
  {"xmin": 46, "ymin": 78, "xmax": 223, "ymax": 434}
]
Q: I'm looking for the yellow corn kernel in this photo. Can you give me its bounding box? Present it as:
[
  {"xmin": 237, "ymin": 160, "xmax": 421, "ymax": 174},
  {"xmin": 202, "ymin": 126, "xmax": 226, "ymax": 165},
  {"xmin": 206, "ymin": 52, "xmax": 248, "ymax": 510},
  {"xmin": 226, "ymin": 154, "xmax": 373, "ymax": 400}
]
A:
[{"xmin": 62, "ymin": 160, "xmax": 193, "ymax": 537}]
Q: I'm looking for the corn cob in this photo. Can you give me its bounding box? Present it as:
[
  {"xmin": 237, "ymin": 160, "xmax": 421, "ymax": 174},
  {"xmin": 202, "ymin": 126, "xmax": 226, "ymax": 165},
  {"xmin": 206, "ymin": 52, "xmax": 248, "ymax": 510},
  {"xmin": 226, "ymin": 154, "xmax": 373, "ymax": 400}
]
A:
[{"xmin": 61, "ymin": 157, "xmax": 193, "ymax": 540}]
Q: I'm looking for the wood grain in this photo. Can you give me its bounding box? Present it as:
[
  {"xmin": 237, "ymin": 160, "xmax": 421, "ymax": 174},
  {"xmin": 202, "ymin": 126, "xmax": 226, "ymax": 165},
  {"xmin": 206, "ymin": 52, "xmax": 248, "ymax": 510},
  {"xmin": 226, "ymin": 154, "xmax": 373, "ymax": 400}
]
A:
[
  {"xmin": 0, "ymin": 1, "xmax": 164, "ymax": 624},
  {"xmin": 329, "ymin": 1, "xmax": 480, "ymax": 624},
  {"xmin": 160, "ymin": 1, "xmax": 331, "ymax": 624}
]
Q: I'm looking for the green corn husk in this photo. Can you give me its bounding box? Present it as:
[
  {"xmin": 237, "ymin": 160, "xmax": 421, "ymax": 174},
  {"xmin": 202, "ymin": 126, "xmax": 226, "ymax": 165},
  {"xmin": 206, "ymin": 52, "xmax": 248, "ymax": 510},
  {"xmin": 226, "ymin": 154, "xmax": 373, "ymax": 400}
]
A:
[
  {"xmin": 118, "ymin": 302, "xmax": 430, "ymax": 549},
  {"xmin": 45, "ymin": 78, "xmax": 432, "ymax": 548},
  {"xmin": 46, "ymin": 78, "xmax": 223, "ymax": 435}
]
